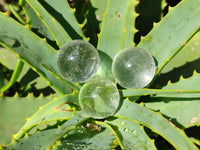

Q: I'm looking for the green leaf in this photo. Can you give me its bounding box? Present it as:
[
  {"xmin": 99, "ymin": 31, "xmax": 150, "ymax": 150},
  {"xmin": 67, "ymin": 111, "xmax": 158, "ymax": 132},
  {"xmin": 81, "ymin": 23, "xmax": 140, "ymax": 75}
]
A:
[
  {"xmin": 13, "ymin": 94, "xmax": 78, "ymax": 141},
  {"xmin": 106, "ymin": 118, "xmax": 156, "ymax": 150},
  {"xmin": 97, "ymin": 0, "xmax": 136, "ymax": 59},
  {"xmin": 0, "ymin": 47, "xmax": 55, "ymax": 95},
  {"xmin": 0, "ymin": 94, "xmax": 52, "ymax": 145},
  {"xmin": 27, "ymin": 0, "xmax": 86, "ymax": 47},
  {"xmin": 138, "ymin": 0, "xmax": 200, "ymax": 74},
  {"xmin": 26, "ymin": 0, "xmax": 68, "ymax": 47},
  {"xmin": 55, "ymin": 122, "xmax": 115, "ymax": 150},
  {"xmin": 1, "ymin": 60, "xmax": 24, "ymax": 93},
  {"xmin": 39, "ymin": 111, "xmax": 88, "ymax": 149},
  {"xmin": 0, "ymin": 47, "xmax": 19, "ymax": 70},
  {"xmin": 115, "ymin": 100, "xmax": 198, "ymax": 150},
  {"xmin": 20, "ymin": 0, "xmax": 55, "ymax": 41},
  {"xmin": 4, "ymin": 128, "xmax": 57, "ymax": 150},
  {"xmin": 144, "ymin": 72, "xmax": 200, "ymax": 128},
  {"xmin": 123, "ymin": 0, "xmax": 136, "ymax": 48},
  {"xmin": 0, "ymin": 12, "xmax": 77, "ymax": 94},
  {"xmin": 161, "ymin": 32, "xmax": 200, "ymax": 74}
]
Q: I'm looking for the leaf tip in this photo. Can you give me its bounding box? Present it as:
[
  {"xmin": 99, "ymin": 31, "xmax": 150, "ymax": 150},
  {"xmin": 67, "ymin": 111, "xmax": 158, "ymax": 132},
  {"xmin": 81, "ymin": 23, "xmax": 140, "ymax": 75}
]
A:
[
  {"xmin": 179, "ymin": 75, "xmax": 184, "ymax": 80},
  {"xmin": 25, "ymin": 24, "xmax": 31, "ymax": 30},
  {"xmin": 42, "ymin": 37, "xmax": 47, "ymax": 42},
  {"xmin": 193, "ymin": 70, "xmax": 198, "ymax": 75},
  {"xmin": 3, "ymin": 11, "xmax": 10, "ymax": 17}
]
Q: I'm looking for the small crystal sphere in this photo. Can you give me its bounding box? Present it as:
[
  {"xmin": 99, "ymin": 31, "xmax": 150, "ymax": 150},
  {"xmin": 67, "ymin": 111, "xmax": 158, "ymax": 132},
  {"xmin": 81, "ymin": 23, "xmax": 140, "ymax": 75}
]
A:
[
  {"xmin": 57, "ymin": 40, "xmax": 100, "ymax": 83},
  {"xmin": 112, "ymin": 47, "xmax": 156, "ymax": 89},
  {"xmin": 79, "ymin": 78, "xmax": 120, "ymax": 119}
]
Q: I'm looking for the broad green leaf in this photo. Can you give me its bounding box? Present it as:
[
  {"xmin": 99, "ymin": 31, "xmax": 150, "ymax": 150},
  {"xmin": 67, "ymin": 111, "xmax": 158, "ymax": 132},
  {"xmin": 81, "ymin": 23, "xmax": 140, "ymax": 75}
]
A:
[
  {"xmin": 26, "ymin": 0, "xmax": 86, "ymax": 47},
  {"xmin": 106, "ymin": 118, "xmax": 156, "ymax": 150},
  {"xmin": 123, "ymin": 0, "xmax": 136, "ymax": 48},
  {"xmin": 39, "ymin": 111, "xmax": 88, "ymax": 149},
  {"xmin": 0, "ymin": 47, "xmax": 57, "ymax": 95},
  {"xmin": 0, "ymin": 48, "xmax": 54, "ymax": 95},
  {"xmin": 13, "ymin": 94, "xmax": 78, "ymax": 141},
  {"xmin": 0, "ymin": 47, "xmax": 18, "ymax": 70},
  {"xmin": 0, "ymin": 12, "xmax": 78, "ymax": 94},
  {"xmin": 115, "ymin": 100, "xmax": 198, "ymax": 150},
  {"xmin": 55, "ymin": 122, "xmax": 115, "ymax": 150},
  {"xmin": 144, "ymin": 72, "xmax": 200, "ymax": 128},
  {"xmin": 4, "ymin": 121, "xmax": 115, "ymax": 150},
  {"xmin": 153, "ymin": 32, "xmax": 200, "ymax": 87},
  {"xmin": 26, "ymin": 0, "xmax": 69, "ymax": 47},
  {"xmin": 161, "ymin": 32, "xmax": 200, "ymax": 74},
  {"xmin": 0, "ymin": 94, "xmax": 52, "ymax": 145},
  {"xmin": 3, "ymin": 128, "xmax": 57, "ymax": 150},
  {"xmin": 19, "ymin": 0, "xmax": 55, "ymax": 41},
  {"xmin": 39, "ymin": 0, "xmax": 85, "ymax": 40},
  {"xmin": 143, "ymin": 97, "xmax": 200, "ymax": 129},
  {"xmin": 138, "ymin": 0, "xmax": 200, "ymax": 74},
  {"xmin": 97, "ymin": 0, "xmax": 136, "ymax": 59}
]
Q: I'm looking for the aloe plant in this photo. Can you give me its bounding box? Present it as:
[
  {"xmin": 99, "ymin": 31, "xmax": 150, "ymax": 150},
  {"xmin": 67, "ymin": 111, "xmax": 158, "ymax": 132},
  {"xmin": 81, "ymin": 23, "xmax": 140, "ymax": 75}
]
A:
[{"xmin": 0, "ymin": 0, "xmax": 200, "ymax": 149}]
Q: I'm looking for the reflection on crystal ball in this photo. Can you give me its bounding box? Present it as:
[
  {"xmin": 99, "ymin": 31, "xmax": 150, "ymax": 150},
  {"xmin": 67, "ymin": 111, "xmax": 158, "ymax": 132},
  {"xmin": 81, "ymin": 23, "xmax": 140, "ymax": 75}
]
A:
[
  {"xmin": 112, "ymin": 47, "xmax": 156, "ymax": 89},
  {"xmin": 79, "ymin": 78, "xmax": 120, "ymax": 119},
  {"xmin": 57, "ymin": 40, "xmax": 100, "ymax": 83}
]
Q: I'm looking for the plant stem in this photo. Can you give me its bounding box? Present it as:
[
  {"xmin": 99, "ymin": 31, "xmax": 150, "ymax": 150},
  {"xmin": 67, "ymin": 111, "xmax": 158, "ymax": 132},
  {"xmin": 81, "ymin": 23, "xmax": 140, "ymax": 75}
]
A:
[
  {"xmin": 1, "ymin": 60, "xmax": 24, "ymax": 93},
  {"xmin": 7, "ymin": 3, "xmax": 26, "ymax": 24}
]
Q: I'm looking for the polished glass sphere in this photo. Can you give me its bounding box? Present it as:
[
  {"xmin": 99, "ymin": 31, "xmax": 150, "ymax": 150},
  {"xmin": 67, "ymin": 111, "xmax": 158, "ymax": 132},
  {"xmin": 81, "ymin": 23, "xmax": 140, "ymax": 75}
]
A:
[
  {"xmin": 57, "ymin": 40, "xmax": 100, "ymax": 83},
  {"xmin": 79, "ymin": 78, "xmax": 120, "ymax": 119},
  {"xmin": 112, "ymin": 47, "xmax": 156, "ymax": 89}
]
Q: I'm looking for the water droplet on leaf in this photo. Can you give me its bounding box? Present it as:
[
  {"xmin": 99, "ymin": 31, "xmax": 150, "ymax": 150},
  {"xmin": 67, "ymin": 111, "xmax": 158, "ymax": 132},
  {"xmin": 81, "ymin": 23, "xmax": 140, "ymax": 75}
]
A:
[
  {"xmin": 132, "ymin": 130, "xmax": 137, "ymax": 136},
  {"xmin": 112, "ymin": 47, "xmax": 156, "ymax": 88},
  {"xmin": 120, "ymin": 121, "xmax": 126, "ymax": 127},
  {"xmin": 57, "ymin": 40, "xmax": 100, "ymax": 83},
  {"xmin": 124, "ymin": 128, "xmax": 129, "ymax": 132}
]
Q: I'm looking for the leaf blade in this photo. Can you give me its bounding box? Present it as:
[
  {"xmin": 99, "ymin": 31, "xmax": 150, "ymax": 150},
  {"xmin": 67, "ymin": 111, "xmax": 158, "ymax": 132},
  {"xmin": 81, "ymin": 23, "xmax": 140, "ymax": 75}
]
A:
[
  {"xmin": 115, "ymin": 100, "xmax": 198, "ymax": 150},
  {"xmin": 138, "ymin": 0, "xmax": 200, "ymax": 74},
  {"xmin": 97, "ymin": 0, "xmax": 136, "ymax": 59},
  {"xmin": 106, "ymin": 118, "xmax": 156, "ymax": 150},
  {"xmin": 0, "ymin": 12, "xmax": 78, "ymax": 94}
]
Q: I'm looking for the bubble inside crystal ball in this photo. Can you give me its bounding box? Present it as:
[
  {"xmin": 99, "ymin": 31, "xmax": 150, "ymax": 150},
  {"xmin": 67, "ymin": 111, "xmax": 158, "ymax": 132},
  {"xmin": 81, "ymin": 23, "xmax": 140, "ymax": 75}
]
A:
[
  {"xmin": 112, "ymin": 47, "xmax": 156, "ymax": 89},
  {"xmin": 57, "ymin": 40, "xmax": 100, "ymax": 83},
  {"xmin": 79, "ymin": 78, "xmax": 120, "ymax": 119}
]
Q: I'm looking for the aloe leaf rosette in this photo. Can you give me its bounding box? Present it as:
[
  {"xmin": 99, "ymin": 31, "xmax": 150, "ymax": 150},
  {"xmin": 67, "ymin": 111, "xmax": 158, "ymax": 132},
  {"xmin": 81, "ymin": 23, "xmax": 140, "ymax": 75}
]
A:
[{"xmin": 0, "ymin": 0, "xmax": 200, "ymax": 149}]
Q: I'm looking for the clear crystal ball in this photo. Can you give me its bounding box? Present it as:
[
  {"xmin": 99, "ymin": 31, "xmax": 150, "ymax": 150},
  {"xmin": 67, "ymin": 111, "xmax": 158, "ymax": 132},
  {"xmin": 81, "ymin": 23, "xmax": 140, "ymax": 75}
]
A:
[
  {"xmin": 112, "ymin": 47, "xmax": 156, "ymax": 89},
  {"xmin": 79, "ymin": 78, "xmax": 120, "ymax": 119},
  {"xmin": 57, "ymin": 40, "xmax": 100, "ymax": 83}
]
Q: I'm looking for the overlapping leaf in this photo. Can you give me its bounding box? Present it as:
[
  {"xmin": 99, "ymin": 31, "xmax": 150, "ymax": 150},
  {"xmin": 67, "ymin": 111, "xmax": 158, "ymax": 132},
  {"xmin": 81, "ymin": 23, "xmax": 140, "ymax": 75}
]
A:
[{"xmin": 138, "ymin": 0, "xmax": 200, "ymax": 74}]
